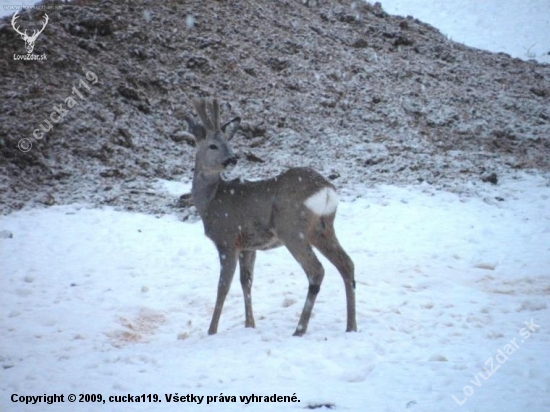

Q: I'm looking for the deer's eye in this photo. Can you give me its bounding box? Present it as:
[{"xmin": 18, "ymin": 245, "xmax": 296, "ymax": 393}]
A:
[{"xmin": 209, "ymin": 144, "xmax": 218, "ymax": 150}]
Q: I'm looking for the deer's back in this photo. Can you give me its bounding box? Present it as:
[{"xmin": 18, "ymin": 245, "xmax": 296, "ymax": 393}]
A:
[{"xmin": 202, "ymin": 167, "xmax": 336, "ymax": 251}]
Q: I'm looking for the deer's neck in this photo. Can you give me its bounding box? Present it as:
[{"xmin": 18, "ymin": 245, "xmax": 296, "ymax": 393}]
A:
[{"xmin": 192, "ymin": 169, "xmax": 221, "ymax": 217}]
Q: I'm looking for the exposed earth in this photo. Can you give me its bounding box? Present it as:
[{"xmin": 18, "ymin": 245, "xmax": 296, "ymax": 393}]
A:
[{"xmin": 1, "ymin": 0, "xmax": 549, "ymax": 215}]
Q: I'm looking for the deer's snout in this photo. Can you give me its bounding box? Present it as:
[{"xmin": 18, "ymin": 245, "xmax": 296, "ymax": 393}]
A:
[{"xmin": 223, "ymin": 157, "xmax": 237, "ymax": 168}]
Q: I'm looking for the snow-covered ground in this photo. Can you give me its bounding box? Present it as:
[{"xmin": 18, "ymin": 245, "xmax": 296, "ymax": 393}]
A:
[
  {"xmin": 1, "ymin": 0, "xmax": 549, "ymax": 63},
  {"xmin": 2, "ymin": 1, "xmax": 550, "ymax": 411},
  {"xmin": 2, "ymin": 172, "xmax": 550, "ymax": 411},
  {"xmin": 379, "ymin": 0, "xmax": 550, "ymax": 64}
]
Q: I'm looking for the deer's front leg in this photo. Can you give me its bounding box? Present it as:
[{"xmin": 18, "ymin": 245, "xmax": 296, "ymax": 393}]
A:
[
  {"xmin": 239, "ymin": 250, "xmax": 256, "ymax": 328},
  {"xmin": 208, "ymin": 247, "xmax": 238, "ymax": 335}
]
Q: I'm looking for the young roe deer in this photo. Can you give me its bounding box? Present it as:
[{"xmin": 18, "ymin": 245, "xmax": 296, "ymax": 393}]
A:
[{"xmin": 184, "ymin": 98, "xmax": 356, "ymax": 336}]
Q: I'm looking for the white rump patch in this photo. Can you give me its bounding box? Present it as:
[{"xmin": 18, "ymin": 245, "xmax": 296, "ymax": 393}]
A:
[{"xmin": 304, "ymin": 187, "xmax": 339, "ymax": 216}]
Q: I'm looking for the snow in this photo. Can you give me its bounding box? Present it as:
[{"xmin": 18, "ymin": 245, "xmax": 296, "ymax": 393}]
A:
[
  {"xmin": 1, "ymin": 1, "xmax": 548, "ymax": 63},
  {"xmin": 2, "ymin": 1, "xmax": 550, "ymax": 411},
  {"xmin": 154, "ymin": 179, "xmax": 192, "ymax": 198},
  {"xmin": 378, "ymin": 0, "xmax": 550, "ymax": 64},
  {"xmin": 2, "ymin": 172, "xmax": 550, "ymax": 411}
]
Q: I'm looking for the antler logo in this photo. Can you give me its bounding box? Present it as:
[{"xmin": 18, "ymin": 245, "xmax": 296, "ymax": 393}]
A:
[{"xmin": 12, "ymin": 11, "xmax": 49, "ymax": 54}]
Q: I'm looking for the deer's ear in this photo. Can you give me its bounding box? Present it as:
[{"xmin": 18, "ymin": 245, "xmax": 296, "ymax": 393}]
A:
[
  {"xmin": 185, "ymin": 115, "xmax": 206, "ymax": 143},
  {"xmin": 221, "ymin": 117, "xmax": 241, "ymax": 141}
]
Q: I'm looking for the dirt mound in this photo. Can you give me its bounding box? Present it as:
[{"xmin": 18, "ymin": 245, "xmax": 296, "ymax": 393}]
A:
[{"xmin": 1, "ymin": 0, "xmax": 549, "ymax": 214}]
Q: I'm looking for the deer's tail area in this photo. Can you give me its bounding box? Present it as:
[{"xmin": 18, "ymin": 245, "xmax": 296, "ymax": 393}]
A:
[{"xmin": 304, "ymin": 187, "xmax": 339, "ymax": 216}]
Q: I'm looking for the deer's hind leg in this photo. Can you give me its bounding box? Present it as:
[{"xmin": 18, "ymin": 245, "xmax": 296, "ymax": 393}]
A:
[
  {"xmin": 280, "ymin": 236, "xmax": 326, "ymax": 336},
  {"xmin": 310, "ymin": 216, "xmax": 357, "ymax": 332},
  {"xmin": 239, "ymin": 250, "xmax": 256, "ymax": 328}
]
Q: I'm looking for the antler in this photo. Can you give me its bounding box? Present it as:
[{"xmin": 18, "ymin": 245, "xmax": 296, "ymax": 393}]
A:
[
  {"xmin": 207, "ymin": 99, "xmax": 220, "ymax": 130},
  {"xmin": 11, "ymin": 12, "xmax": 27, "ymax": 38},
  {"xmin": 192, "ymin": 98, "xmax": 221, "ymax": 131},
  {"xmin": 184, "ymin": 114, "xmax": 206, "ymax": 141}
]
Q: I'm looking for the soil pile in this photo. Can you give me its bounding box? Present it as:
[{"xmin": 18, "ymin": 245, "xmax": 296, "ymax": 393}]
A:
[{"xmin": 1, "ymin": 0, "xmax": 549, "ymax": 214}]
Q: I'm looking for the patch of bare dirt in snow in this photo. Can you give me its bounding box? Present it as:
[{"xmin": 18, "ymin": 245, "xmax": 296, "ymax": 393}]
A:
[{"xmin": 0, "ymin": 0, "xmax": 549, "ymax": 215}]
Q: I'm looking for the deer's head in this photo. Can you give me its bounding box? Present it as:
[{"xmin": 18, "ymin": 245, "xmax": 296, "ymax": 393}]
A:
[
  {"xmin": 12, "ymin": 11, "xmax": 49, "ymax": 54},
  {"xmin": 184, "ymin": 98, "xmax": 241, "ymax": 175}
]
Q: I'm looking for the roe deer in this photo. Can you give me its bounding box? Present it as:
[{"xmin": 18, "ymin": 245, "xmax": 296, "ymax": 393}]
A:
[{"xmin": 184, "ymin": 98, "xmax": 356, "ymax": 336}]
